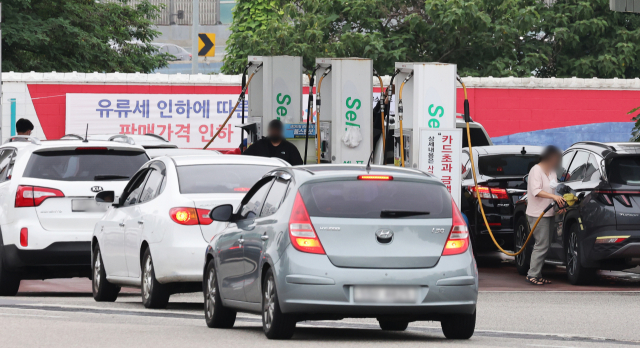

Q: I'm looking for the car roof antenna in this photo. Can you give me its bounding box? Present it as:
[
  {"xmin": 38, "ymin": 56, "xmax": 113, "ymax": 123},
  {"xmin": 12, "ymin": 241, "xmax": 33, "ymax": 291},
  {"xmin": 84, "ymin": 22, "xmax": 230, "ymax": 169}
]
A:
[
  {"xmin": 83, "ymin": 124, "xmax": 89, "ymax": 143},
  {"xmin": 521, "ymin": 146, "xmax": 526, "ymax": 155},
  {"xmin": 365, "ymin": 150, "xmax": 374, "ymax": 173}
]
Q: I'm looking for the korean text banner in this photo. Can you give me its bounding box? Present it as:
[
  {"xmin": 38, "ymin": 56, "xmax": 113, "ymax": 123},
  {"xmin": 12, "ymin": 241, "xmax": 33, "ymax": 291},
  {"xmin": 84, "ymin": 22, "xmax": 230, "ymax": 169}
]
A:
[
  {"xmin": 418, "ymin": 128, "xmax": 462, "ymax": 207},
  {"xmin": 66, "ymin": 94, "xmax": 251, "ymax": 149}
]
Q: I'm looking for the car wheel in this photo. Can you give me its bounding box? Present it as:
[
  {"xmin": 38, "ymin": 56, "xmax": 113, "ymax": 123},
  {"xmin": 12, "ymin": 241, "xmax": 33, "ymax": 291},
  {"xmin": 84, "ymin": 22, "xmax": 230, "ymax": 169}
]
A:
[
  {"xmin": 566, "ymin": 224, "xmax": 595, "ymax": 285},
  {"xmin": 441, "ymin": 310, "xmax": 476, "ymax": 339},
  {"xmin": 262, "ymin": 268, "xmax": 296, "ymax": 339},
  {"xmin": 141, "ymin": 248, "xmax": 170, "ymax": 309},
  {"xmin": 514, "ymin": 216, "xmax": 532, "ymax": 276},
  {"xmin": 204, "ymin": 258, "xmax": 236, "ymax": 328},
  {"xmin": 0, "ymin": 244, "xmax": 20, "ymax": 296},
  {"xmin": 378, "ymin": 320, "xmax": 409, "ymax": 331},
  {"xmin": 92, "ymin": 245, "xmax": 120, "ymax": 302}
]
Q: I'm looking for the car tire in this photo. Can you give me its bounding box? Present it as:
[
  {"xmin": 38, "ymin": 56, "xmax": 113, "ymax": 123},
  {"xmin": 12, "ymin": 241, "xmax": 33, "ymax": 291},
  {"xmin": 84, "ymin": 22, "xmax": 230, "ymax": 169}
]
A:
[
  {"xmin": 204, "ymin": 258, "xmax": 236, "ymax": 328},
  {"xmin": 262, "ymin": 268, "xmax": 296, "ymax": 339},
  {"xmin": 514, "ymin": 216, "xmax": 532, "ymax": 276},
  {"xmin": 566, "ymin": 224, "xmax": 595, "ymax": 285},
  {"xmin": 92, "ymin": 244, "xmax": 120, "ymax": 302},
  {"xmin": 0, "ymin": 244, "xmax": 20, "ymax": 296},
  {"xmin": 441, "ymin": 310, "xmax": 476, "ymax": 339},
  {"xmin": 378, "ymin": 320, "xmax": 409, "ymax": 331},
  {"xmin": 141, "ymin": 248, "xmax": 170, "ymax": 309}
]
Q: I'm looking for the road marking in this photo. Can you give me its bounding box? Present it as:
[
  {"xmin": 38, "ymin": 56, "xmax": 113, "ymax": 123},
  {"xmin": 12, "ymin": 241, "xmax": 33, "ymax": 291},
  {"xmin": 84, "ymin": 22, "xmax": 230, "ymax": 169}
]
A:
[
  {"xmin": 527, "ymin": 345, "xmax": 578, "ymax": 348},
  {"xmin": 0, "ymin": 312, "xmax": 64, "ymax": 318}
]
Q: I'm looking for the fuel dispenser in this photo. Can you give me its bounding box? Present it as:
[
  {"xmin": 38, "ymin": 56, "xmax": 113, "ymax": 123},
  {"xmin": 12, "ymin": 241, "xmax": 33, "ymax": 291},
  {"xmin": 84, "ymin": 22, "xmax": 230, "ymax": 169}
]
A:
[
  {"xmin": 393, "ymin": 62, "xmax": 458, "ymax": 168},
  {"xmin": 314, "ymin": 58, "xmax": 373, "ymax": 164},
  {"xmin": 246, "ymin": 55, "xmax": 303, "ymax": 145}
]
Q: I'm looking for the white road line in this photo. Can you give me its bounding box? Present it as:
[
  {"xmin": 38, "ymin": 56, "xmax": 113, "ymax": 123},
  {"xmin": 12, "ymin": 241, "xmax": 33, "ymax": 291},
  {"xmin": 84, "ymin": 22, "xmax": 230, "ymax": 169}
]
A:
[
  {"xmin": 0, "ymin": 312, "xmax": 65, "ymax": 318},
  {"xmin": 527, "ymin": 345, "xmax": 578, "ymax": 348}
]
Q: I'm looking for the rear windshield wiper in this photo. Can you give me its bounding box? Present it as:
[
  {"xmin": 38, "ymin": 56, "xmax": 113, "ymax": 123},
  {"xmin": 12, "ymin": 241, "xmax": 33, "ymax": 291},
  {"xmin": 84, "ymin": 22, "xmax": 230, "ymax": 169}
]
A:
[
  {"xmin": 380, "ymin": 210, "xmax": 430, "ymax": 218},
  {"xmin": 94, "ymin": 175, "xmax": 130, "ymax": 181}
]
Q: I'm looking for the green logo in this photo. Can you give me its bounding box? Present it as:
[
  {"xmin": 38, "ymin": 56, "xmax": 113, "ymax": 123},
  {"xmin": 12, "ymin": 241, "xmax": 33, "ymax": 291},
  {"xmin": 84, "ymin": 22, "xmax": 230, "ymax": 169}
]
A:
[
  {"xmin": 345, "ymin": 97, "xmax": 361, "ymax": 128},
  {"xmin": 276, "ymin": 93, "xmax": 291, "ymax": 119},
  {"xmin": 428, "ymin": 104, "xmax": 444, "ymax": 128}
]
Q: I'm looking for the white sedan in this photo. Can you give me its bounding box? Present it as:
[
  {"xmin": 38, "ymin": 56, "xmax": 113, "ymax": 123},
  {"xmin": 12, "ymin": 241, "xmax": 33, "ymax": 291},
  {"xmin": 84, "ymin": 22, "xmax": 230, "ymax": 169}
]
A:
[{"xmin": 91, "ymin": 154, "xmax": 289, "ymax": 308}]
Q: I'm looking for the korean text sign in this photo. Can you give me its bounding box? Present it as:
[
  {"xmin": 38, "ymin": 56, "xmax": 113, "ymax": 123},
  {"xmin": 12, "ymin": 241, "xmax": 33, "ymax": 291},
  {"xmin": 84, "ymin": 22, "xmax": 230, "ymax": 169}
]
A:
[{"xmin": 418, "ymin": 128, "xmax": 462, "ymax": 207}]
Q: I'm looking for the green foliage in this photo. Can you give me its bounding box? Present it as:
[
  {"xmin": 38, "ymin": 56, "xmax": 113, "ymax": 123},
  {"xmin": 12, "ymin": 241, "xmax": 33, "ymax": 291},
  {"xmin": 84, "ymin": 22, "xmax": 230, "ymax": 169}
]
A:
[
  {"xmin": 222, "ymin": 0, "xmax": 640, "ymax": 77},
  {"xmin": 3, "ymin": 0, "xmax": 170, "ymax": 73}
]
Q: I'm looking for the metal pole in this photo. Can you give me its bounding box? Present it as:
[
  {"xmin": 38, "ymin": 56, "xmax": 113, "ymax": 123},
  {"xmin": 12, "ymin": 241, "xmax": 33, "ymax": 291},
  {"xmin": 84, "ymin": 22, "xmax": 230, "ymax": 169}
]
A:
[
  {"xmin": 191, "ymin": 0, "xmax": 199, "ymax": 74},
  {"xmin": 1, "ymin": 3, "xmax": 3, "ymax": 143}
]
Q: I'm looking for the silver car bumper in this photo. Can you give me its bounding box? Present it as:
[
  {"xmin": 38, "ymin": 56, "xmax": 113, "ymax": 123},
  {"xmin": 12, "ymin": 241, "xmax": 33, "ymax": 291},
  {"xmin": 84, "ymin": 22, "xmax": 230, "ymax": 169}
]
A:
[{"xmin": 273, "ymin": 244, "xmax": 478, "ymax": 317}]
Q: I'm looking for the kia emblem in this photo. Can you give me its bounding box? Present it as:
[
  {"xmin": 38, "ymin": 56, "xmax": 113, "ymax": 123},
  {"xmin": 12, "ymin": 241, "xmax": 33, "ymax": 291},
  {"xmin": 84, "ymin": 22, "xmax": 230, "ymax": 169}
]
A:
[{"xmin": 91, "ymin": 186, "xmax": 104, "ymax": 193}]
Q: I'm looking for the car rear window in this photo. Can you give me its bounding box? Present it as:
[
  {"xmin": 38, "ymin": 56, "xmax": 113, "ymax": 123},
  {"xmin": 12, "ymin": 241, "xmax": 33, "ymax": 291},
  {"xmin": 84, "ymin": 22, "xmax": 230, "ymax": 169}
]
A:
[
  {"xmin": 608, "ymin": 157, "xmax": 640, "ymax": 185},
  {"xmin": 478, "ymin": 155, "xmax": 540, "ymax": 176},
  {"xmin": 299, "ymin": 180, "xmax": 452, "ymax": 219},
  {"xmin": 177, "ymin": 164, "xmax": 277, "ymax": 194},
  {"xmin": 24, "ymin": 149, "xmax": 148, "ymax": 181},
  {"xmin": 462, "ymin": 128, "xmax": 491, "ymax": 148}
]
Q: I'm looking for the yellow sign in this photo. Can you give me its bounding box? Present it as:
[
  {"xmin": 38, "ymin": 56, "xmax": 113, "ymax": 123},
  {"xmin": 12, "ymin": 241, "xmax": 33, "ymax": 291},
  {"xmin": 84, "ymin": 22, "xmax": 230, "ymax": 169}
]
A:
[{"xmin": 198, "ymin": 33, "xmax": 216, "ymax": 57}]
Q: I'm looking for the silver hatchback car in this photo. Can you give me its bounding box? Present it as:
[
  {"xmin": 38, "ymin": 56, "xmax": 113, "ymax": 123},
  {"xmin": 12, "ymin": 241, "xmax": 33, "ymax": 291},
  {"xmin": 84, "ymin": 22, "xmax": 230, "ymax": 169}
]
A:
[{"xmin": 203, "ymin": 165, "xmax": 478, "ymax": 339}]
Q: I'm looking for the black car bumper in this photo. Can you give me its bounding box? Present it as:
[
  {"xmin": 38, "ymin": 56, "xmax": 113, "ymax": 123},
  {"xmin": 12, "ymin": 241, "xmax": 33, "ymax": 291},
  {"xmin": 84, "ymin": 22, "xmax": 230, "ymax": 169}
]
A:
[
  {"xmin": 583, "ymin": 231, "xmax": 640, "ymax": 268},
  {"xmin": 2, "ymin": 242, "xmax": 91, "ymax": 279}
]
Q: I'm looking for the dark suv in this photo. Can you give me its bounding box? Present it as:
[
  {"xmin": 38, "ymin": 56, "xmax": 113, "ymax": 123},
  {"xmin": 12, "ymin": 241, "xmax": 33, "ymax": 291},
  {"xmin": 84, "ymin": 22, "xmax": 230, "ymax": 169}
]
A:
[{"xmin": 513, "ymin": 142, "xmax": 640, "ymax": 284}]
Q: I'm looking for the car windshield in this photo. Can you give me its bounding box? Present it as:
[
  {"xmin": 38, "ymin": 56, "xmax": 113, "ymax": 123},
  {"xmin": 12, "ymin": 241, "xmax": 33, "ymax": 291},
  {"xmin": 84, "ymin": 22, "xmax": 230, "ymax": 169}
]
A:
[
  {"xmin": 299, "ymin": 180, "xmax": 452, "ymax": 219},
  {"xmin": 177, "ymin": 164, "xmax": 277, "ymax": 193},
  {"xmin": 478, "ymin": 154, "xmax": 540, "ymax": 177},
  {"xmin": 24, "ymin": 149, "xmax": 148, "ymax": 181},
  {"xmin": 608, "ymin": 156, "xmax": 640, "ymax": 185}
]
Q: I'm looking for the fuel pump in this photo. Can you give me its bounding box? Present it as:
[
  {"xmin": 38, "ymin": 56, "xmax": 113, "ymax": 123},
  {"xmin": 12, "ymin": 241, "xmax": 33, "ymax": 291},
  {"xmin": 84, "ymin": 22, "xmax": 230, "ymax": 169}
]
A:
[{"xmin": 315, "ymin": 58, "xmax": 373, "ymax": 164}]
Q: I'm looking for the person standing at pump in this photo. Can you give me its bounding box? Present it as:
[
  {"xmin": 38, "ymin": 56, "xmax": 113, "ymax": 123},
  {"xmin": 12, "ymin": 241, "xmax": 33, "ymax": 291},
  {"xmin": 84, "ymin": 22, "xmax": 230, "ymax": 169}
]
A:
[
  {"xmin": 16, "ymin": 118, "xmax": 34, "ymax": 136},
  {"xmin": 525, "ymin": 145, "xmax": 565, "ymax": 285},
  {"xmin": 243, "ymin": 119, "xmax": 303, "ymax": 165}
]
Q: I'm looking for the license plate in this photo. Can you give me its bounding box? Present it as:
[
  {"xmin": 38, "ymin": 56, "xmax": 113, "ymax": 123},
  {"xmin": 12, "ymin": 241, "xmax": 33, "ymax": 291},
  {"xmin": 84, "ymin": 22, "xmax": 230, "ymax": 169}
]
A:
[
  {"xmin": 72, "ymin": 199, "xmax": 108, "ymax": 213},
  {"xmin": 353, "ymin": 286, "xmax": 418, "ymax": 303}
]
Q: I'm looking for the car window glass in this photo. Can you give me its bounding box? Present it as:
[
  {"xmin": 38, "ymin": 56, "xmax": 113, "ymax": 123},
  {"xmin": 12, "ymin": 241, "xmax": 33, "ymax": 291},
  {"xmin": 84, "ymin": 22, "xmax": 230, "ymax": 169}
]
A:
[
  {"xmin": 583, "ymin": 154, "xmax": 602, "ymax": 183},
  {"xmin": 123, "ymin": 170, "xmax": 151, "ymax": 207},
  {"xmin": 565, "ymin": 151, "xmax": 589, "ymax": 182},
  {"xmin": 239, "ymin": 178, "xmax": 274, "ymax": 219},
  {"xmin": 260, "ymin": 178, "xmax": 289, "ymax": 217},
  {"xmin": 159, "ymin": 46, "xmax": 168, "ymax": 53},
  {"xmin": 170, "ymin": 45, "xmax": 180, "ymax": 54},
  {"xmin": 139, "ymin": 168, "xmax": 164, "ymax": 204},
  {"xmin": 559, "ymin": 151, "xmax": 575, "ymax": 181},
  {"xmin": 0, "ymin": 150, "xmax": 14, "ymax": 183}
]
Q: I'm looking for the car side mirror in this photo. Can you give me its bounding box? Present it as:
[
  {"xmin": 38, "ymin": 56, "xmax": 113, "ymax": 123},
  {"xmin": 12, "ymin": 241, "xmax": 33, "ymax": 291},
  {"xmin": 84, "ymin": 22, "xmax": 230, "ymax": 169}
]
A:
[
  {"xmin": 95, "ymin": 191, "xmax": 115, "ymax": 204},
  {"xmin": 210, "ymin": 204, "xmax": 234, "ymax": 222}
]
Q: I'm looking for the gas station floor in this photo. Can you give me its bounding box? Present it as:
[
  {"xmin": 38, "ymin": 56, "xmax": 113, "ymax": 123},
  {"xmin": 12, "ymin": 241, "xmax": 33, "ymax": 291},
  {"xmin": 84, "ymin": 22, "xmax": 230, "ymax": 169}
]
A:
[{"xmin": 477, "ymin": 252, "xmax": 640, "ymax": 291}]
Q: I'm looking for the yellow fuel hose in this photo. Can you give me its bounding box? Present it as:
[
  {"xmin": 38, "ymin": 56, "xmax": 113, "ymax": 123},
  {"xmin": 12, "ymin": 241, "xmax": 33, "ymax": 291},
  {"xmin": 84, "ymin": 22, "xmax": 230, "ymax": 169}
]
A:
[
  {"xmin": 316, "ymin": 68, "xmax": 331, "ymax": 164},
  {"xmin": 397, "ymin": 72, "xmax": 413, "ymax": 167},
  {"xmin": 203, "ymin": 63, "xmax": 263, "ymax": 149},
  {"xmin": 374, "ymin": 71, "xmax": 385, "ymax": 161},
  {"xmin": 460, "ymin": 78, "xmax": 546, "ymax": 256}
]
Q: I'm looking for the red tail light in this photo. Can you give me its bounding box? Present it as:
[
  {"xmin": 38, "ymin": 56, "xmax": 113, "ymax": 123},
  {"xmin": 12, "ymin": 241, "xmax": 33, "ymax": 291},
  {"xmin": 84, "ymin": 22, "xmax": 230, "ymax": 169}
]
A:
[
  {"xmin": 595, "ymin": 189, "xmax": 640, "ymax": 207},
  {"xmin": 75, "ymin": 147, "xmax": 108, "ymax": 151},
  {"xmin": 169, "ymin": 207, "xmax": 213, "ymax": 225},
  {"xmin": 358, "ymin": 175, "xmax": 393, "ymax": 181},
  {"xmin": 442, "ymin": 199, "xmax": 470, "ymax": 256},
  {"xmin": 289, "ymin": 192, "xmax": 325, "ymax": 254},
  {"xmin": 15, "ymin": 185, "xmax": 65, "ymax": 207},
  {"xmin": 469, "ymin": 185, "xmax": 508, "ymax": 200},
  {"xmin": 20, "ymin": 228, "xmax": 28, "ymax": 247}
]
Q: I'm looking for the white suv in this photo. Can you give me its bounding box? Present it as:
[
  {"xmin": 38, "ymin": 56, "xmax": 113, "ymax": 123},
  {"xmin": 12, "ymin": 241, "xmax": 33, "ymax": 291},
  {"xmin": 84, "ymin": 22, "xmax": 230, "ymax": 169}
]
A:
[{"xmin": 0, "ymin": 136, "xmax": 149, "ymax": 295}]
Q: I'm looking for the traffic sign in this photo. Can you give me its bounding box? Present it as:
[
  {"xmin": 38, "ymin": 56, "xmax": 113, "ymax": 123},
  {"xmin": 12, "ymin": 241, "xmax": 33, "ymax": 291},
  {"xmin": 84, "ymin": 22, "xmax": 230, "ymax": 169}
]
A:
[{"xmin": 198, "ymin": 33, "xmax": 216, "ymax": 57}]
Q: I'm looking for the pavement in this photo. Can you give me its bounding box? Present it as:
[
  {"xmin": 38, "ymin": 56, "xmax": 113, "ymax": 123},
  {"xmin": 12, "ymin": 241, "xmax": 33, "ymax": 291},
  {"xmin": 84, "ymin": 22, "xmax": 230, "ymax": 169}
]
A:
[{"xmin": 2, "ymin": 254, "xmax": 639, "ymax": 347}]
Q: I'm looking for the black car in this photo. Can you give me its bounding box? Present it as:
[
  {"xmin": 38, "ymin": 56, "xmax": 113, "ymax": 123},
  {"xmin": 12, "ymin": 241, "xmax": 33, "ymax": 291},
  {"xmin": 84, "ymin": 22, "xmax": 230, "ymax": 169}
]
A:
[
  {"xmin": 513, "ymin": 141, "xmax": 640, "ymax": 284},
  {"xmin": 460, "ymin": 145, "xmax": 543, "ymax": 252}
]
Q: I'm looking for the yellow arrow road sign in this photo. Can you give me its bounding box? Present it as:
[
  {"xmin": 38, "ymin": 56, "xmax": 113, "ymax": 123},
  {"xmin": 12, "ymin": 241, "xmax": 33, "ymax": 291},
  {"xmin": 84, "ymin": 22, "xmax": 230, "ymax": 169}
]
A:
[{"xmin": 198, "ymin": 33, "xmax": 216, "ymax": 57}]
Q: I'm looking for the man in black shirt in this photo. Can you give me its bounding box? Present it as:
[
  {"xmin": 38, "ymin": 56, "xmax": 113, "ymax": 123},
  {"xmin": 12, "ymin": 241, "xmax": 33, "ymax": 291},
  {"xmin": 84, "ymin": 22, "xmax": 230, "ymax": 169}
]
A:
[{"xmin": 243, "ymin": 119, "xmax": 303, "ymax": 165}]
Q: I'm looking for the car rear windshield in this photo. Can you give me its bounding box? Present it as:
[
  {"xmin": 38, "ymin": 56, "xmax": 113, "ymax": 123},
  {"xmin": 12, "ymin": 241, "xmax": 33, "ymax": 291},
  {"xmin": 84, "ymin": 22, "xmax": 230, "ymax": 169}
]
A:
[
  {"xmin": 478, "ymin": 155, "xmax": 540, "ymax": 176},
  {"xmin": 299, "ymin": 180, "xmax": 452, "ymax": 219},
  {"xmin": 462, "ymin": 128, "xmax": 491, "ymax": 148},
  {"xmin": 608, "ymin": 157, "xmax": 640, "ymax": 185},
  {"xmin": 177, "ymin": 164, "xmax": 277, "ymax": 193},
  {"xmin": 24, "ymin": 149, "xmax": 149, "ymax": 181}
]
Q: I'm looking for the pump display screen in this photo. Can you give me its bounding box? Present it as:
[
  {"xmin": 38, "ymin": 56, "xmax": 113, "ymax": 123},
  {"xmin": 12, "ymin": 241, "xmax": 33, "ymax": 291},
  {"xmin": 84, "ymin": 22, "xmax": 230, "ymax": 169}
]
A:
[
  {"xmin": 176, "ymin": 164, "xmax": 277, "ymax": 193},
  {"xmin": 477, "ymin": 155, "xmax": 540, "ymax": 177},
  {"xmin": 608, "ymin": 157, "xmax": 640, "ymax": 185},
  {"xmin": 299, "ymin": 180, "xmax": 452, "ymax": 219}
]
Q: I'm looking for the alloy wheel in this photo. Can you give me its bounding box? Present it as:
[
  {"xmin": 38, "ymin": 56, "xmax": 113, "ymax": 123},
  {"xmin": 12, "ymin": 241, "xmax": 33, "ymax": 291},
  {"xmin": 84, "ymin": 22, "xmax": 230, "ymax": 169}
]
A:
[
  {"xmin": 515, "ymin": 224, "xmax": 526, "ymax": 266},
  {"xmin": 263, "ymin": 277, "xmax": 275, "ymax": 331},
  {"xmin": 143, "ymin": 257, "xmax": 153, "ymax": 300},
  {"xmin": 94, "ymin": 251, "xmax": 101, "ymax": 290},
  {"xmin": 206, "ymin": 268, "xmax": 216, "ymax": 319},
  {"xmin": 567, "ymin": 233, "xmax": 578, "ymax": 275}
]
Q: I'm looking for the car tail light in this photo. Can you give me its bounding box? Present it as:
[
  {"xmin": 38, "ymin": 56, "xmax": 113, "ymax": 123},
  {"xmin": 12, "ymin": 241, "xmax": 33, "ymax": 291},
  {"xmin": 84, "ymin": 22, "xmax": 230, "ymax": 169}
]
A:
[
  {"xmin": 595, "ymin": 189, "xmax": 640, "ymax": 207},
  {"xmin": 289, "ymin": 192, "xmax": 325, "ymax": 254},
  {"xmin": 468, "ymin": 185, "xmax": 508, "ymax": 200},
  {"xmin": 233, "ymin": 187, "xmax": 251, "ymax": 192},
  {"xmin": 169, "ymin": 207, "xmax": 213, "ymax": 225},
  {"xmin": 358, "ymin": 175, "xmax": 393, "ymax": 181},
  {"xmin": 75, "ymin": 147, "xmax": 108, "ymax": 151},
  {"xmin": 15, "ymin": 185, "xmax": 65, "ymax": 207},
  {"xmin": 442, "ymin": 199, "xmax": 470, "ymax": 256},
  {"xmin": 20, "ymin": 228, "xmax": 28, "ymax": 247},
  {"xmin": 595, "ymin": 236, "xmax": 629, "ymax": 244}
]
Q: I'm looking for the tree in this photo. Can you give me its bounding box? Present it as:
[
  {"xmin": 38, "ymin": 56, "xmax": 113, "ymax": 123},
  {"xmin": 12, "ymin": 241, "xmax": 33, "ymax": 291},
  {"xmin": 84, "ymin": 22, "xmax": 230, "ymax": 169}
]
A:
[
  {"xmin": 223, "ymin": 0, "xmax": 640, "ymax": 78},
  {"xmin": 3, "ymin": 0, "xmax": 170, "ymax": 73}
]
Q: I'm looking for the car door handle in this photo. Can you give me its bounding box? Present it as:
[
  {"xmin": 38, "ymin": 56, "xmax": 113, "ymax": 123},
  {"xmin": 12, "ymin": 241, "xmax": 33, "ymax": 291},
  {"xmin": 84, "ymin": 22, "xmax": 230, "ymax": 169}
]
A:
[
  {"xmin": 261, "ymin": 235, "xmax": 269, "ymax": 241},
  {"xmin": 119, "ymin": 222, "xmax": 125, "ymax": 227},
  {"xmin": 138, "ymin": 221, "xmax": 144, "ymax": 225}
]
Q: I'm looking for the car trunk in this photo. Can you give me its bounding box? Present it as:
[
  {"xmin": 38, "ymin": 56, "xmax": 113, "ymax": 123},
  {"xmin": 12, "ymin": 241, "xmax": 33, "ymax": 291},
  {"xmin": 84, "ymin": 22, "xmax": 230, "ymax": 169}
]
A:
[
  {"xmin": 184, "ymin": 194, "xmax": 244, "ymax": 242},
  {"xmin": 606, "ymin": 156, "xmax": 640, "ymax": 229}
]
